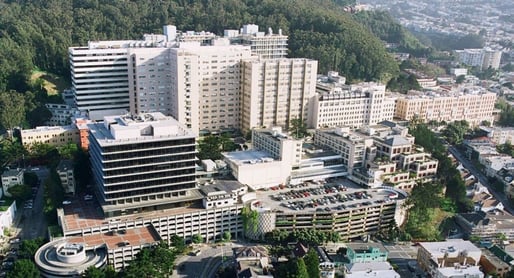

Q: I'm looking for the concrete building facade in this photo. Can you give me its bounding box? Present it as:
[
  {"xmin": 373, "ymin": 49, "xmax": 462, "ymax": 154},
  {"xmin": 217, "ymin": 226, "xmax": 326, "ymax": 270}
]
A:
[
  {"xmin": 394, "ymin": 89, "xmax": 496, "ymax": 126},
  {"xmin": 88, "ymin": 113, "xmax": 197, "ymax": 217},
  {"xmin": 311, "ymin": 74, "xmax": 395, "ymax": 128},
  {"xmin": 20, "ymin": 125, "xmax": 81, "ymax": 147},
  {"xmin": 241, "ymin": 58, "xmax": 318, "ymax": 131}
]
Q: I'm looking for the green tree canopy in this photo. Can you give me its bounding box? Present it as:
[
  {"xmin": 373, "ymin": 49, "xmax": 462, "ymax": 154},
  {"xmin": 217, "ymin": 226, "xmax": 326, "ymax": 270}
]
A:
[
  {"xmin": 6, "ymin": 259, "xmax": 40, "ymax": 278},
  {"xmin": 304, "ymin": 248, "xmax": 321, "ymax": 278},
  {"xmin": 0, "ymin": 91, "xmax": 25, "ymax": 133}
]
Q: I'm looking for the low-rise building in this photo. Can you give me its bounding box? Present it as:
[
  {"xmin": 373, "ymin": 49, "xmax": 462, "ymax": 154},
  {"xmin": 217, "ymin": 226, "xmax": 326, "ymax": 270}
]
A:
[
  {"xmin": 346, "ymin": 243, "xmax": 388, "ymax": 263},
  {"xmin": 0, "ymin": 200, "xmax": 17, "ymax": 238},
  {"xmin": 479, "ymin": 247, "xmax": 511, "ymax": 278},
  {"xmin": 20, "ymin": 125, "xmax": 80, "ymax": 147},
  {"xmin": 57, "ymin": 160, "xmax": 76, "ymax": 196},
  {"xmin": 456, "ymin": 211, "xmax": 514, "ymax": 242},
  {"xmin": 45, "ymin": 103, "xmax": 83, "ymax": 126},
  {"xmin": 417, "ymin": 239, "xmax": 483, "ymax": 278},
  {"xmin": 1, "ymin": 168, "xmax": 24, "ymax": 197},
  {"xmin": 394, "ymin": 88, "xmax": 496, "ymax": 126},
  {"xmin": 224, "ymin": 127, "xmax": 347, "ymax": 189}
]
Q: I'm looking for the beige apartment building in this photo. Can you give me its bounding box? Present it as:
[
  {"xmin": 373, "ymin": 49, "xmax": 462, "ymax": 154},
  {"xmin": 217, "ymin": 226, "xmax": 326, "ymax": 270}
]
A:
[
  {"xmin": 394, "ymin": 89, "xmax": 496, "ymax": 126},
  {"xmin": 168, "ymin": 42, "xmax": 254, "ymax": 134},
  {"xmin": 241, "ymin": 58, "xmax": 318, "ymax": 131},
  {"xmin": 20, "ymin": 126, "xmax": 80, "ymax": 147}
]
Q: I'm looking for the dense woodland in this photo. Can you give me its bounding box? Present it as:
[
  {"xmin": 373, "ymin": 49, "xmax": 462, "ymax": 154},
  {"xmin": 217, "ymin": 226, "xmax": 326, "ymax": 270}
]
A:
[{"xmin": 0, "ymin": 0, "xmax": 405, "ymax": 95}]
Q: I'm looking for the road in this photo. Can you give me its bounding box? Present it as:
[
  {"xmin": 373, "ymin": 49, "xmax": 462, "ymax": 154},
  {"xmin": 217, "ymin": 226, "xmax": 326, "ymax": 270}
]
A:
[
  {"xmin": 19, "ymin": 167, "xmax": 48, "ymax": 240},
  {"xmin": 448, "ymin": 146, "xmax": 514, "ymax": 214}
]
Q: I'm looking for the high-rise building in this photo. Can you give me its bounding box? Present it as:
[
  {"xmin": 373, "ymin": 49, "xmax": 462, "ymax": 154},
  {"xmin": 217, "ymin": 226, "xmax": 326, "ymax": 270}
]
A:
[
  {"xmin": 310, "ymin": 72, "xmax": 395, "ymax": 128},
  {"xmin": 69, "ymin": 44, "xmax": 131, "ymax": 121},
  {"xmin": 168, "ymin": 42, "xmax": 254, "ymax": 134},
  {"xmin": 88, "ymin": 113, "xmax": 199, "ymax": 217},
  {"xmin": 241, "ymin": 58, "xmax": 318, "ymax": 131}
]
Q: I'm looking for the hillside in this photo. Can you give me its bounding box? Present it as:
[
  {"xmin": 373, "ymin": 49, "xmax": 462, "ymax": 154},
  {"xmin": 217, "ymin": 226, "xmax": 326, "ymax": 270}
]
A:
[{"xmin": 0, "ymin": 0, "xmax": 401, "ymax": 92}]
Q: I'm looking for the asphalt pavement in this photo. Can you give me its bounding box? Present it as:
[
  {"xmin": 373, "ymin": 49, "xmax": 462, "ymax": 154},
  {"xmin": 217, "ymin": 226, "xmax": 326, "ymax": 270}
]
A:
[
  {"xmin": 19, "ymin": 167, "xmax": 48, "ymax": 240},
  {"xmin": 448, "ymin": 146, "xmax": 514, "ymax": 214}
]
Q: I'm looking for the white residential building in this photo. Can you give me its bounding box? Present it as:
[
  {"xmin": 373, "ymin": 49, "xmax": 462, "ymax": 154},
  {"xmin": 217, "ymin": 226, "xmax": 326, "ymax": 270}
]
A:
[
  {"xmin": 480, "ymin": 126, "xmax": 514, "ymax": 145},
  {"xmin": 417, "ymin": 240, "xmax": 483, "ymax": 278},
  {"xmin": 45, "ymin": 103, "xmax": 82, "ymax": 126},
  {"xmin": 1, "ymin": 169, "xmax": 24, "ymax": 198},
  {"xmin": 455, "ymin": 48, "xmax": 502, "ymax": 70},
  {"xmin": 57, "ymin": 160, "xmax": 76, "ymax": 196},
  {"xmin": 310, "ymin": 73, "xmax": 395, "ymax": 128},
  {"xmin": 241, "ymin": 58, "xmax": 318, "ymax": 131}
]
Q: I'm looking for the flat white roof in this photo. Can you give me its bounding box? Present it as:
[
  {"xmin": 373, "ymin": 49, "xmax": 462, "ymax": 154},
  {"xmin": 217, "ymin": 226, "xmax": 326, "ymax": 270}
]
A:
[
  {"xmin": 419, "ymin": 239, "xmax": 481, "ymax": 258},
  {"xmin": 223, "ymin": 150, "xmax": 276, "ymax": 166},
  {"xmin": 89, "ymin": 113, "xmax": 195, "ymax": 146}
]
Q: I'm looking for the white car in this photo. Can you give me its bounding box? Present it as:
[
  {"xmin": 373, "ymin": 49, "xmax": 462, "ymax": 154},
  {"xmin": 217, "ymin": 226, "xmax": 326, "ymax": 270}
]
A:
[
  {"xmin": 62, "ymin": 200, "xmax": 72, "ymax": 205},
  {"xmin": 84, "ymin": 195, "xmax": 93, "ymax": 201}
]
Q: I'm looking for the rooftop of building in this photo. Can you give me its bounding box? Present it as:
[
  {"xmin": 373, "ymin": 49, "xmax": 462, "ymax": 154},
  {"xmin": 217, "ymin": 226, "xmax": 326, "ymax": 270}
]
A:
[
  {"xmin": 60, "ymin": 182, "xmax": 244, "ymax": 233},
  {"xmin": 21, "ymin": 125, "xmax": 76, "ymax": 134},
  {"xmin": 395, "ymin": 86, "xmax": 495, "ymax": 99},
  {"xmin": 418, "ymin": 239, "xmax": 481, "ymax": 258},
  {"xmin": 315, "ymin": 127, "xmax": 369, "ymax": 143},
  {"xmin": 458, "ymin": 210, "xmax": 514, "ymax": 229},
  {"xmin": 199, "ymin": 180, "xmax": 246, "ymax": 196},
  {"xmin": 437, "ymin": 265, "xmax": 483, "ymax": 276},
  {"xmin": 223, "ymin": 150, "xmax": 278, "ymax": 166},
  {"xmin": 346, "ymin": 242, "xmax": 388, "ymax": 254},
  {"xmin": 1, "ymin": 168, "xmax": 23, "ymax": 177},
  {"xmin": 89, "ymin": 113, "xmax": 195, "ymax": 146},
  {"xmin": 345, "ymin": 261, "xmax": 399, "ymax": 277},
  {"xmin": 67, "ymin": 225, "xmax": 160, "ymax": 250},
  {"xmin": 382, "ymin": 135, "xmax": 413, "ymax": 147},
  {"xmin": 252, "ymin": 177, "xmax": 405, "ymax": 214},
  {"xmin": 57, "ymin": 160, "xmax": 73, "ymax": 172},
  {"xmin": 481, "ymin": 247, "xmax": 511, "ymax": 268}
]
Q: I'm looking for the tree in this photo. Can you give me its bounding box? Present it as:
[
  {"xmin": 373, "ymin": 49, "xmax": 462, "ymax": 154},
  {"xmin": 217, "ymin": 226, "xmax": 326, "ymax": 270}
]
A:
[
  {"xmin": 122, "ymin": 242, "xmax": 176, "ymax": 278},
  {"xmin": 222, "ymin": 231, "xmax": 231, "ymax": 242},
  {"xmin": 304, "ymin": 249, "xmax": 320, "ymax": 278},
  {"xmin": 82, "ymin": 266, "xmax": 106, "ymax": 278},
  {"xmin": 7, "ymin": 184, "xmax": 32, "ymax": 202},
  {"xmin": 198, "ymin": 135, "xmax": 222, "ymax": 160},
  {"xmin": 192, "ymin": 234, "xmax": 203, "ymax": 244},
  {"xmin": 0, "ymin": 91, "xmax": 25, "ymax": 135},
  {"xmin": 26, "ymin": 106, "xmax": 52, "ymax": 127},
  {"xmin": 456, "ymin": 75, "xmax": 466, "ymax": 84},
  {"xmin": 6, "ymin": 259, "xmax": 40, "ymax": 278},
  {"xmin": 289, "ymin": 118, "xmax": 308, "ymax": 139},
  {"xmin": 294, "ymin": 258, "xmax": 309, "ymax": 278},
  {"xmin": 18, "ymin": 237, "xmax": 46, "ymax": 259},
  {"xmin": 58, "ymin": 143, "xmax": 79, "ymax": 160},
  {"xmin": 23, "ymin": 172, "xmax": 39, "ymax": 187},
  {"xmin": 170, "ymin": 235, "xmax": 186, "ymax": 254}
]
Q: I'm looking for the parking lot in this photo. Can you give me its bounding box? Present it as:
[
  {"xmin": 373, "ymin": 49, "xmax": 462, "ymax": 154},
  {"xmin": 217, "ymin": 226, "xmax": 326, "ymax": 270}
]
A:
[{"xmin": 254, "ymin": 177, "xmax": 403, "ymax": 213}]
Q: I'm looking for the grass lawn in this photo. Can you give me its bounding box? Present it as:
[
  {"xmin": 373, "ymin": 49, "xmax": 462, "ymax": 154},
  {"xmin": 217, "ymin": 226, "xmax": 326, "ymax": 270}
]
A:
[{"xmin": 30, "ymin": 71, "xmax": 69, "ymax": 95}]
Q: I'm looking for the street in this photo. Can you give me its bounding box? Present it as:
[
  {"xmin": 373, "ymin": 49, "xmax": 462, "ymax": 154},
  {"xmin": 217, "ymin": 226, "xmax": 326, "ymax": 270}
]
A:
[
  {"xmin": 448, "ymin": 146, "xmax": 514, "ymax": 214},
  {"xmin": 17, "ymin": 167, "xmax": 49, "ymax": 240},
  {"xmin": 173, "ymin": 245, "xmax": 229, "ymax": 278}
]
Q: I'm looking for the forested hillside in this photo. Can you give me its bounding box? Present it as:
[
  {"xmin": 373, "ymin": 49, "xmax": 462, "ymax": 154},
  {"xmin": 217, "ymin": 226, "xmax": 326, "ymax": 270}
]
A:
[
  {"xmin": 0, "ymin": 0, "xmax": 400, "ymax": 93},
  {"xmin": 353, "ymin": 10, "xmax": 429, "ymax": 56}
]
